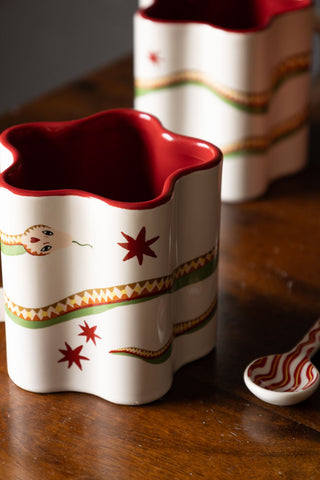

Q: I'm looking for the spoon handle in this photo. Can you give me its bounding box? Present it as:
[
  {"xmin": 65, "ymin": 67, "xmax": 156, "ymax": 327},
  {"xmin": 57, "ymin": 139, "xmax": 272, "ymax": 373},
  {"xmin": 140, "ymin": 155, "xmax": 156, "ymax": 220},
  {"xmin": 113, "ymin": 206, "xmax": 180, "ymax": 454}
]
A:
[{"xmin": 291, "ymin": 317, "xmax": 320, "ymax": 359}]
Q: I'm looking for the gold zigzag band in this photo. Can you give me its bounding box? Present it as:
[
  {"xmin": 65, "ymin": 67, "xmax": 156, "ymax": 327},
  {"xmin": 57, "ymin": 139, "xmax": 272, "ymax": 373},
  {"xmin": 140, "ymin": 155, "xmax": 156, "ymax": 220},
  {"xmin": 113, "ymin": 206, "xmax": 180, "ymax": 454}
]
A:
[
  {"xmin": 135, "ymin": 51, "xmax": 310, "ymax": 111},
  {"xmin": 109, "ymin": 296, "xmax": 218, "ymax": 360},
  {"xmin": 4, "ymin": 246, "xmax": 218, "ymax": 323},
  {"xmin": 222, "ymin": 107, "xmax": 309, "ymax": 155},
  {"xmin": 0, "ymin": 232, "xmax": 22, "ymax": 245},
  {"xmin": 173, "ymin": 296, "xmax": 217, "ymax": 337},
  {"xmin": 110, "ymin": 335, "xmax": 174, "ymax": 360}
]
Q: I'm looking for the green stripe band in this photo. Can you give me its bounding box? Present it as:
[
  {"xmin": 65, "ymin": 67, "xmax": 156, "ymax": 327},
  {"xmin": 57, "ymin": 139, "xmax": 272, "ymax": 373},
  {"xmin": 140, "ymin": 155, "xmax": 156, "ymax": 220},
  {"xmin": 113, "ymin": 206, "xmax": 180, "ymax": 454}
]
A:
[
  {"xmin": 1, "ymin": 241, "xmax": 25, "ymax": 256},
  {"xmin": 135, "ymin": 67, "xmax": 309, "ymax": 114},
  {"xmin": 6, "ymin": 254, "xmax": 218, "ymax": 329}
]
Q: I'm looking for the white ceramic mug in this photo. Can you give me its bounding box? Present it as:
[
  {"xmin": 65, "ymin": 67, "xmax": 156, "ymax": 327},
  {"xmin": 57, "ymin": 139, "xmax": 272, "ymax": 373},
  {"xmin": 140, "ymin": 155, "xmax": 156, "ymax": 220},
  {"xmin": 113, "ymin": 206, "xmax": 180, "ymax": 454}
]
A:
[
  {"xmin": 0, "ymin": 109, "xmax": 222, "ymax": 405},
  {"xmin": 134, "ymin": 0, "xmax": 317, "ymax": 202}
]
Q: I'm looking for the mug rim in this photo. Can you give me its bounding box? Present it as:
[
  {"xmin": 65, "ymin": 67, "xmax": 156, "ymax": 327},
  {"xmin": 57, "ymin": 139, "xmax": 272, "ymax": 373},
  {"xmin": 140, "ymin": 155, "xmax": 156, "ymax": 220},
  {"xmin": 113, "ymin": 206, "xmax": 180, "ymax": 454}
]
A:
[
  {"xmin": 137, "ymin": 0, "xmax": 313, "ymax": 34},
  {"xmin": 0, "ymin": 109, "xmax": 222, "ymax": 210}
]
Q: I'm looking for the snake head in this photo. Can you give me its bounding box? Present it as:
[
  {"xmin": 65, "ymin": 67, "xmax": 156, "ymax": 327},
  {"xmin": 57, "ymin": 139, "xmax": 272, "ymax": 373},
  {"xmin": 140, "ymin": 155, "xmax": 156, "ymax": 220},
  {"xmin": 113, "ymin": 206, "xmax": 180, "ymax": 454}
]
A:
[{"xmin": 21, "ymin": 225, "xmax": 72, "ymax": 256}]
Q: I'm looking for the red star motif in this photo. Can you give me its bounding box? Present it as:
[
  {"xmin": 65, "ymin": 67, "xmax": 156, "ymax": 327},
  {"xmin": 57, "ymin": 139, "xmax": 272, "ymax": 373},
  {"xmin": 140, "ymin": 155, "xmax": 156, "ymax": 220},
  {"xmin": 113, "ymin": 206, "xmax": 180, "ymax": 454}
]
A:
[
  {"xmin": 118, "ymin": 226, "xmax": 159, "ymax": 265},
  {"xmin": 148, "ymin": 51, "xmax": 161, "ymax": 65},
  {"xmin": 79, "ymin": 321, "xmax": 101, "ymax": 345},
  {"xmin": 58, "ymin": 342, "xmax": 89, "ymax": 370}
]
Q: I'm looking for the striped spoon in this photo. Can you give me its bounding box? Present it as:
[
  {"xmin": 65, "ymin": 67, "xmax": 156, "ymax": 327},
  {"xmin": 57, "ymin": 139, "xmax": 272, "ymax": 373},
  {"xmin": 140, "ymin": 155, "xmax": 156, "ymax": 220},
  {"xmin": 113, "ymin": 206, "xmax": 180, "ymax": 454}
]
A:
[{"xmin": 244, "ymin": 318, "xmax": 320, "ymax": 406}]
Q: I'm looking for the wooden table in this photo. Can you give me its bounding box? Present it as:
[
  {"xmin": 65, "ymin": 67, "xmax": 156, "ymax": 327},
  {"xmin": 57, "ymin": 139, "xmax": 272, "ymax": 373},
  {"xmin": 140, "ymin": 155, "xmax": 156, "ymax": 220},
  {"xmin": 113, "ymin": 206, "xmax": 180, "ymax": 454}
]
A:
[{"xmin": 0, "ymin": 56, "xmax": 320, "ymax": 480}]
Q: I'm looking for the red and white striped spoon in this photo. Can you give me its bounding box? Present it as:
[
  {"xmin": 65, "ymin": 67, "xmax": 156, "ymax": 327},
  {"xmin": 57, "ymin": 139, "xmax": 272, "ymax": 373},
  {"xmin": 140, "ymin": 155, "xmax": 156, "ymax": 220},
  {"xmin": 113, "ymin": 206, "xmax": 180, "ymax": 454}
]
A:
[{"xmin": 244, "ymin": 318, "xmax": 320, "ymax": 406}]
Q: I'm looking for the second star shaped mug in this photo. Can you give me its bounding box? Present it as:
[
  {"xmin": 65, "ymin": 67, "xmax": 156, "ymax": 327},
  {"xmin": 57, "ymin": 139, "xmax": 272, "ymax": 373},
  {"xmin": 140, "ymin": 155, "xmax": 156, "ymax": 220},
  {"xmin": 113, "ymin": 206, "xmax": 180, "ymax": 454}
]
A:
[{"xmin": 134, "ymin": 0, "xmax": 314, "ymax": 202}]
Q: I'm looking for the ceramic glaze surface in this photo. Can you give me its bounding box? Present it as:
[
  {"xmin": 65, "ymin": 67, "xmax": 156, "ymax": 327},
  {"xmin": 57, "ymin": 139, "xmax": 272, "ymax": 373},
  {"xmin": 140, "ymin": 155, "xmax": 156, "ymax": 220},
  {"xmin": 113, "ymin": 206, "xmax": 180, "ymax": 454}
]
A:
[
  {"xmin": 134, "ymin": 0, "xmax": 313, "ymax": 201},
  {"xmin": 0, "ymin": 109, "xmax": 222, "ymax": 405}
]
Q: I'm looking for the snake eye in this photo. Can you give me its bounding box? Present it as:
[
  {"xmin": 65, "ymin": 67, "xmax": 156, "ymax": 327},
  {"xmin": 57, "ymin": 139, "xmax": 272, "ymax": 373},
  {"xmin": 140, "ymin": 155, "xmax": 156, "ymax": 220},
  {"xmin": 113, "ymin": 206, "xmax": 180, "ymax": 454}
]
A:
[
  {"xmin": 40, "ymin": 245, "xmax": 52, "ymax": 253},
  {"xmin": 42, "ymin": 230, "xmax": 53, "ymax": 236}
]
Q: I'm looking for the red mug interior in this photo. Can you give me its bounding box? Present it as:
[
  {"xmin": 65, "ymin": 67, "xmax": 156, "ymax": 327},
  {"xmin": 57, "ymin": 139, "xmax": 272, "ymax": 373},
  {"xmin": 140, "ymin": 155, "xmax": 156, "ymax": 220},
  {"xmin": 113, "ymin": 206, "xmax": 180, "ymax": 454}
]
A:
[
  {"xmin": 142, "ymin": 0, "xmax": 311, "ymax": 31},
  {"xmin": 0, "ymin": 110, "xmax": 220, "ymax": 206}
]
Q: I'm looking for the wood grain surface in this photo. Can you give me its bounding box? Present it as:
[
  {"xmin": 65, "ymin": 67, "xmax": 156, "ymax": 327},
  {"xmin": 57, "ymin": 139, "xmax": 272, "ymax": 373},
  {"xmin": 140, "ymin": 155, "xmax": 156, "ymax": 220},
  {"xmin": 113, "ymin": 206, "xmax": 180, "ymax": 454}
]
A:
[{"xmin": 0, "ymin": 56, "xmax": 320, "ymax": 480}]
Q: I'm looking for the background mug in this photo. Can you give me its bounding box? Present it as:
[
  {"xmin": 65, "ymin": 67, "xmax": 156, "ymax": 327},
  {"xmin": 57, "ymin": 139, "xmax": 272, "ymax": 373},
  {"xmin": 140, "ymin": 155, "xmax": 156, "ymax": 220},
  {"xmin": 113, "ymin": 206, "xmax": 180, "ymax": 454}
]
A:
[{"xmin": 135, "ymin": 0, "xmax": 319, "ymax": 202}]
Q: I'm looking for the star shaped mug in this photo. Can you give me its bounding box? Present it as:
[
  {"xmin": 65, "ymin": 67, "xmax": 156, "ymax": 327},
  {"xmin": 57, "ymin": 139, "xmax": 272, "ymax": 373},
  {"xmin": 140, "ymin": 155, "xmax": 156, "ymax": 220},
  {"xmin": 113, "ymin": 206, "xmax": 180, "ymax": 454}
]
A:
[
  {"xmin": 135, "ymin": 0, "xmax": 314, "ymax": 201},
  {"xmin": 0, "ymin": 109, "xmax": 222, "ymax": 405}
]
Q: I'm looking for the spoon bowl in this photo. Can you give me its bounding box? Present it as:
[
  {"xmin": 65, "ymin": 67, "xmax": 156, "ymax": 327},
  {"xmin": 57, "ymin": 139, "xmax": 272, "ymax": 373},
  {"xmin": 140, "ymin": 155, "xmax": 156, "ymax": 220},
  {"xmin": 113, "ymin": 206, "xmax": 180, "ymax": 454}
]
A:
[{"xmin": 244, "ymin": 318, "xmax": 320, "ymax": 406}]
